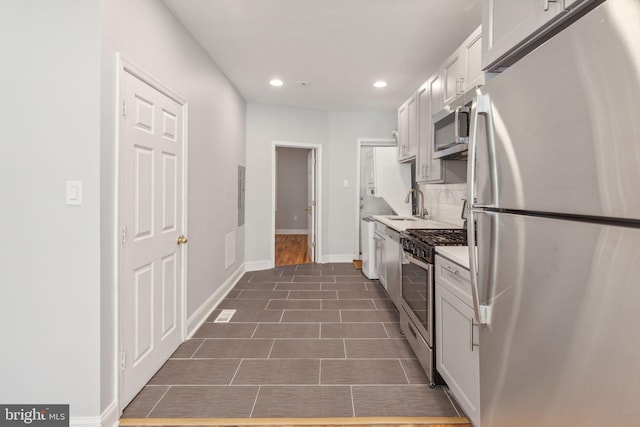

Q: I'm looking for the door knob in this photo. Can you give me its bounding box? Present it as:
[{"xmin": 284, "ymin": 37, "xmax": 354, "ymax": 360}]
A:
[{"xmin": 177, "ymin": 235, "xmax": 188, "ymax": 245}]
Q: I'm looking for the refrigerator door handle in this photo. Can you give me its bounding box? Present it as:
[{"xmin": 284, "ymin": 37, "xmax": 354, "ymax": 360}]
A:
[
  {"xmin": 468, "ymin": 94, "xmax": 498, "ymax": 208},
  {"xmin": 468, "ymin": 209, "xmax": 494, "ymax": 325}
]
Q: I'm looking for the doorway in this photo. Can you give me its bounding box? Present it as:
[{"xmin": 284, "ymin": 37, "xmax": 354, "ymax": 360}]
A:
[
  {"xmin": 117, "ymin": 59, "xmax": 187, "ymax": 408},
  {"xmin": 355, "ymin": 138, "xmax": 412, "ymax": 255},
  {"xmin": 272, "ymin": 142, "xmax": 321, "ymax": 266}
]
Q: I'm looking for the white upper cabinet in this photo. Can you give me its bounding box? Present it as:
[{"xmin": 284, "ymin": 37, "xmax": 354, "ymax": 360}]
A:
[
  {"xmin": 441, "ymin": 25, "xmax": 484, "ymax": 107},
  {"xmin": 397, "ymin": 93, "xmax": 417, "ymax": 162},
  {"xmin": 416, "ymin": 82, "xmax": 430, "ymax": 182},
  {"xmin": 482, "ymin": 0, "xmax": 594, "ymax": 71},
  {"xmin": 442, "ymin": 50, "xmax": 463, "ymax": 106},
  {"xmin": 463, "ymin": 26, "xmax": 484, "ymax": 91},
  {"xmin": 415, "ymin": 74, "xmax": 467, "ymax": 184}
]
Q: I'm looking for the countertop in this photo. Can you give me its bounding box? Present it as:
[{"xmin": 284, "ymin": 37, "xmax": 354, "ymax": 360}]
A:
[
  {"xmin": 370, "ymin": 215, "xmax": 461, "ymax": 233},
  {"xmin": 436, "ymin": 246, "xmax": 471, "ymax": 270}
]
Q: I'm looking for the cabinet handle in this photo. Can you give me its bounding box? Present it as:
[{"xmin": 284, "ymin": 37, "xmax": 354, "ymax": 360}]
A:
[
  {"xmin": 544, "ymin": 0, "xmax": 557, "ymax": 11},
  {"xmin": 455, "ymin": 78, "xmax": 460, "ymax": 95},
  {"xmin": 443, "ymin": 264, "xmax": 459, "ymax": 275},
  {"xmin": 470, "ymin": 318, "xmax": 479, "ymax": 351},
  {"xmin": 459, "ymin": 77, "xmax": 465, "ymax": 94}
]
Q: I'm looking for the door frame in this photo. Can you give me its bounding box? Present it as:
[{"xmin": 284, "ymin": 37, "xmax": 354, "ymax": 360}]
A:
[
  {"xmin": 115, "ymin": 55, "xmax": 189, "ymax": 409},
  {"xmin": 271, "ymin": 141, "xmax": 322, "ymax": 265},
  {"xmin": 354, "ymin": 138, "xmax": 397, "ymax": 257}
]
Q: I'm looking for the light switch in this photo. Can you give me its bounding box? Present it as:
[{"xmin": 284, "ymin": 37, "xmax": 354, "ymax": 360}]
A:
[
  {"xmin": 66, "ymin": 181, "xmax": 82, "ymax": 205},
  {"xmin": 343, "ymin": 179, "xmax": 349, "ymax": 188}
]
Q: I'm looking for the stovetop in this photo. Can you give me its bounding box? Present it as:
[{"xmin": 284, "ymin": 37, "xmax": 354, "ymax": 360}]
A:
[
  {"xmin": 401, "ymin": 228, "xmax": 468, "ymax": 264},
  {"xmin": 404, "ymin": 228, "xmax": 468, "ymax": 246}
]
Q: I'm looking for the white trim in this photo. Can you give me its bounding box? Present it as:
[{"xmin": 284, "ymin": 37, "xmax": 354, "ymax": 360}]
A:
[
  {"xmin": 115, "ymin": 54, "xmax": 189, "ymax": 410},
  {"xmin": 186, "ymin": 263, "xmax": 245, "ymax": 338},
  {"xmin": 245, "ymin": 260, "xmax": 274, "ymax": 272},
  {"xmin": 100, "ymin": 401, "xmax": 119, "ymax": 427},
  {"xmin": 321, "ymin": 254, "xmax": 359, "ymax": 264},
  {"xmin": 69, "ymin": 418, "xmax": 102, "ymax": 427},
  {"xmin": 275, "ymin": 229, "xmax": 309, "ymax": 235},
  {"xmin": 354, "ymin": 138, "xmax": 396, "ymax": 257},
  {"xmin": 271, "ymin": 141, "xmax": 322, "ymax": 266}
]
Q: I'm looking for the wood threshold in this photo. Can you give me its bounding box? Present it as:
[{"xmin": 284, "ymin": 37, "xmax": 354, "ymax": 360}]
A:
[{"xmin": 119, "ymin": 416, "xmax": 471, "ymax": 427}]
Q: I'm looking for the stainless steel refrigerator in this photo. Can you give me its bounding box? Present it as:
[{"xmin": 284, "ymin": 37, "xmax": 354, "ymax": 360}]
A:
[{"xmin": 467, "ymin": 1, "xmax": 640, "ymax": 425}]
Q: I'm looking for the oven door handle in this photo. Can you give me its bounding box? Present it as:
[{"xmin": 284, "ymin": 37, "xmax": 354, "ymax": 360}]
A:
[{"xmin": 405, "ymin": 254, "xmax": 431, "ymax": 270}]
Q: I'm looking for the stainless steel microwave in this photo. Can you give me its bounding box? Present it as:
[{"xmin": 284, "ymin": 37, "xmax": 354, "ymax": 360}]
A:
[{"xmin": 432, "ymin": 102, "xmax": 471, "ymax": 160}]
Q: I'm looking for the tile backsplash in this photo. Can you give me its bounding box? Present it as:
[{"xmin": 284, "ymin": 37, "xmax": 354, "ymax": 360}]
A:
[{"xmin": 418, "ymin": 183, "xmax": 467, "ymax": 227}]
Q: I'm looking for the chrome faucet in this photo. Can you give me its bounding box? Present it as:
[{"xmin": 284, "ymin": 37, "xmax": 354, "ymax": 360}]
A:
[{"xmin": 405, "ymin": 189, "xmax": 428, "ymax": 219}]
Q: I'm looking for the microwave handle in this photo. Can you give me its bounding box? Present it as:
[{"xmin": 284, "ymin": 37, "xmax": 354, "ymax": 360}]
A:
[{"xmin": 454, "ymin": 106, "xmax": 470, "ymax": 143}]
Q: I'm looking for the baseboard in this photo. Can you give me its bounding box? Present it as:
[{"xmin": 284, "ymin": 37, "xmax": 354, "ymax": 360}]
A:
[
  {"xmin": 69, "ymin": 416, "xmax": 102, "ymax": 427},
  {"xmin": 319, "ymin": 254, "xmax": 358, "ymax": 263},
  {"xmin": 100, "ymin": 401, "xmax": 119, "ymax": 427},
  {"xmin": 244, "ymin": 260, "xmax": 273, "ymax": 271},
  {"xmin": 186, "ymin": 264, "xmax": 245, "ymax": 338},
  {"xmin": 275, "ymin": 229, "xmax": 308, "ymax": 235}
]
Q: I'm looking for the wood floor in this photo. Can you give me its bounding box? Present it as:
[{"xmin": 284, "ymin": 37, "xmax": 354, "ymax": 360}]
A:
[{"xmin": 275, "ymin": 234, "xmax": 311, "ymax": 266}]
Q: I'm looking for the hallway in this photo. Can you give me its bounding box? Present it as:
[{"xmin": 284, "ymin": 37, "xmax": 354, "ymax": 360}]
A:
[{"xmin": 121, "ymin": 263, "xmax": 464, "ymax": 421}]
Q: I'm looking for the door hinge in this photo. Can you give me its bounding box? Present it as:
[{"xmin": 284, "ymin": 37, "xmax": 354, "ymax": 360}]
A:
[
  {"xmin": 121, "ymin": 352, "xmax": 126, "ymax": 369},
  {"xmin": 122, "ymin": 99, "xmax": 128, "ymax": 117},
  {"xmin": 121, "ymin": 226, "xmax": 127, "ymax": 244},
  {"xmin": 311, "ymin": 200, "xmax": 316, "ymax": 207}
]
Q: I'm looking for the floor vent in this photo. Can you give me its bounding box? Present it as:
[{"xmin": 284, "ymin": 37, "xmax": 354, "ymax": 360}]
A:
[{"xmin": 214, "ymin": 309, "xmax": 237, "ymax": 323}]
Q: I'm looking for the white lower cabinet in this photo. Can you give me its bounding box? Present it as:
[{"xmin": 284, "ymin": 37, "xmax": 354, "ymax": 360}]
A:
[
  {"xmin": 435, "ymin": 255, "xmax": 480, "ymax": 426},
  {"xmin": 374, "ymin": 222, "xmax": 387, "ymax": 289}
]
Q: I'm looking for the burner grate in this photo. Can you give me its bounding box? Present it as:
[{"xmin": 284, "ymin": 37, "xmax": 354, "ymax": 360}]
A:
[{"xmin": 406, "ymin": 228, "xmax": 468, "ymax": 246}]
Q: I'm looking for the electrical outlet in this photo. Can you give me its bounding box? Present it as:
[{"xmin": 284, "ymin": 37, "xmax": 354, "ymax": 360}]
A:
[{"xmin": 293, "ymin": 215, "xmax": 297, "ymax": 220}]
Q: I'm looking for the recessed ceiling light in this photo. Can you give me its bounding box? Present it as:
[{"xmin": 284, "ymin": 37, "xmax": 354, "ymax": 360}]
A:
[
  {"xmin": 373, "ymin": 81, "xmax": 388, "ymax": 88},
  {"xmin": 270, "ymin": 79, "xmax": 284, "ymax": 87}
]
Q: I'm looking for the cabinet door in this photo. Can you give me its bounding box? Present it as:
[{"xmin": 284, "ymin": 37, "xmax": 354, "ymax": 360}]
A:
[
  {"xmin": 374, "ymin": 235, "xmax": 386, "ymax": 288},
  {"xmin": 427, "ymin": 75, "xmax": 444, "ymax": 182},
  {"xmin": 482, "ymin": 0, "xmax": 564, "ymax": 70},
  {"xmin": 384, "ymin": 235, "xmax": 401, "ymax": 307},
  {"xmin": 463, "ymin": 26, "xmax": 484, "ymax": 92},
  {"xmin": 436, "ymin": 283, "xmax": 480, "ymax": 427},
  {"xmin": 406, "ymin": 93, "xmax": 418, "ymax": 159},
  {"xmin": 441, "ymin": 49, "xmax": 463, "ymax": 105},
  {"xmin": 365, "ymin": 148, "xmax": 375, "ymax": 188},
  {"xmin": 416, "ymin": 82, "xmax": 430, "ymax": 182},
  {"xmin": 397, "ymin": 101, "xmax": 409, "ymax": 160}
]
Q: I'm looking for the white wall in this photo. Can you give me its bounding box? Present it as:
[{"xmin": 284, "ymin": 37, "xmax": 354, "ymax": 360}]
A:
[
  {"xmin": 246, "ymin": 105, "xmax": 395, "ymax": 265},
  {"xmin": 326, "ymin": 113, "xmax": 397, "ymax": 258},
  {"xmin": 276, "ymin": 148, "xmax": 309, "ymax": 231},
  {"xmin": 375, "ymin": 147, "xmax": 412, "ymax": 216},
  {"xmin": 101, "ymin": 0, "xmax": 246, "ymax": 417},
  {"xmin": 0, "ymin": 0, "xmax": 102, "ymax": 418}
]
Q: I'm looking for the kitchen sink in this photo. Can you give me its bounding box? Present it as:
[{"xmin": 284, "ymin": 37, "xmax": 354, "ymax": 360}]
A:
[{"xmin": 384, "ymin": 216, "xmax": 418, "ymax": 221}]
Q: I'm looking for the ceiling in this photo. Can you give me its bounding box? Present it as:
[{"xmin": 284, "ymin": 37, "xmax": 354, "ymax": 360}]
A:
[{"xmin": 161, "ymin": 0, "xmax": 481, "ymax": 111}]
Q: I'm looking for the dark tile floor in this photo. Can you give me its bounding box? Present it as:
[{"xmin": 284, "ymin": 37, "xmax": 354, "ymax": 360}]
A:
[{"xmin": 122, "ymin": 263, "xmax": 461, "ymax": 419}]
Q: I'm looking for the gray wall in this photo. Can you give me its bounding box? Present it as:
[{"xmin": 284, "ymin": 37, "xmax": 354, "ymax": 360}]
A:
[
  {"xmin": 0, "ymin": 0, "xmax": 102, "ymax": 417},
  {"xmin": 245, "ymin": 104, "xmax": 396, "ymax": 265},
  {"xmin": 102, "ymin": 0, "xmax": 247, "ymax": 415},
  {"xmin": 0, "ymin": 0, "xmax": 248, "ymax": 420},
  {"xmin": 276, "ymin": 148, "xmax": 309, "ymax": 231}
]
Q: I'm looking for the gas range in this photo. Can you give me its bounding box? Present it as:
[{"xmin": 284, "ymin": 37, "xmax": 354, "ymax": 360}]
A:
[{"xmin": 400, "ymin": 228, "xmax": 468, "ymax": 264}]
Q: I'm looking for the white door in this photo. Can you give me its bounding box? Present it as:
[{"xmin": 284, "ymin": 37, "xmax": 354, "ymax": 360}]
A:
[
  {"xmin": 306, "ymin": 150, "xmax": 315, "ymax": 262},
  {"xmin": 120, "ymin": 70, "xmax": 185, "ymax": 407}
]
